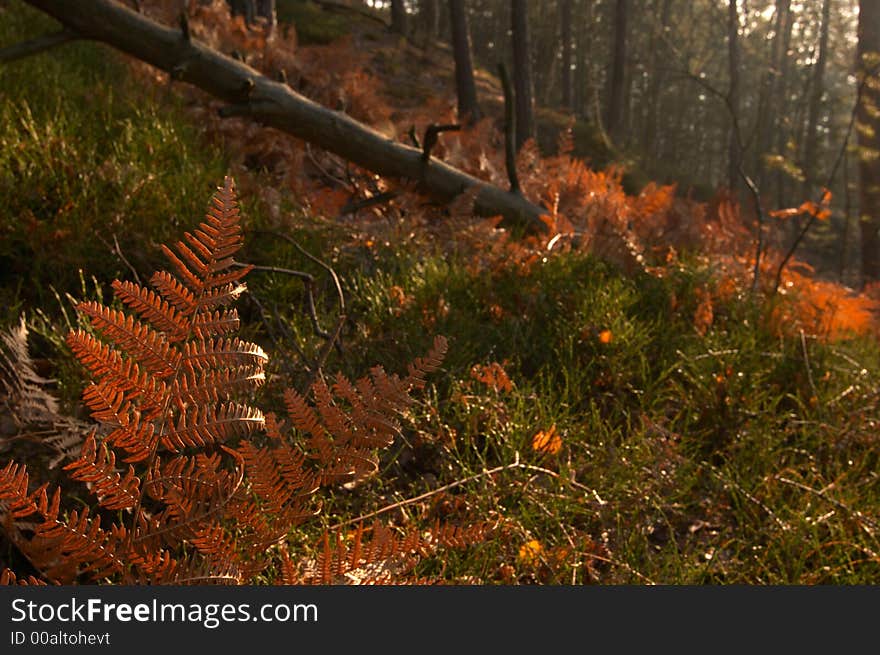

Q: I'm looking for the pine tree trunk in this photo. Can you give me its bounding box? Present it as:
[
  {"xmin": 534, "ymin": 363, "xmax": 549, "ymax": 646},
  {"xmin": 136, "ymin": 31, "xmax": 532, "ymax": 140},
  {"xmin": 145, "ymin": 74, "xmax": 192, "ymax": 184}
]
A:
[
  {"xmin": 511, "ymin": 0, "xmax": 534, "ymax": 150},
  {"xmin": 560, "ymin": 0, "xmax": 572, "ymax": 111},
  {"xmin": 419, "ymin": 0, "xmax": 439, "ymax": 40},
  {"xmin": 754, "ymin": 0, "xmax": 789, "ymax": 188},
  {"xmin": 775, "ymin": 0, "xmax": 794, "ymax": 208},
  {"xmin": 448, "ymin": 0, "xmax": 481, "ymax": 123},
  {"xmin": 643, "ymin": 0, "xmax": 671, "ymax": 160},
  {"xmin": 391, "ymin": 0, "xmax": 407, "ymax": 35},
  {"xmin": 858, "ymin": 0, "xmax": 880, "ymax": 282},
  {"xmin": 801, "ymin": 0, "xmax": 832, "ymax": 198},
  {"xmin": 726, "ymin": 0, "xmax": 741, "ymax": 194},
  {"xmin": 605, "ymin": 0, "xmax": 627, "ymax": 145}
]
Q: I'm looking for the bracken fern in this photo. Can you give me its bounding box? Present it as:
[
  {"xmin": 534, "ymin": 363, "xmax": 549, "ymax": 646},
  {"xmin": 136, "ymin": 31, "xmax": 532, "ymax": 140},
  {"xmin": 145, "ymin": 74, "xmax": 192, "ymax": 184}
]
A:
[{"xmin": 0, "ymin": 177, "xmax": 491, "ymax": 585}]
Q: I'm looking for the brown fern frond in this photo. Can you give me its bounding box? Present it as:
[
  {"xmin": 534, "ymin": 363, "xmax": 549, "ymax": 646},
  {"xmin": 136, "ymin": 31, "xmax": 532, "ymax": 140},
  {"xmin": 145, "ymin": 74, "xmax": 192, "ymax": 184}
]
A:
[
  {"xmin": 1, "ymin": 318, "xmax": 89, "ymax": 466},
  {"xmin": 183, "ymin": 337, "xmax": 268, "ymax": 371},
  {"xmin": 161, "ymin": 177, "xmax": 249, "ymax": 299},
  {"xmin": 0, "ymin": 568, "xmax": 46, "ymax": 585},
  {"xmin": 169, "ymin": 365, "xmax": 265, "ymax": 406},
  {"xmin": 25, "ymin": 500, "xmax": 128, "ymax": 584},
  {"xmin": 283, "ymin": 388, "xmax": 325, "ymax": 439},
  {"xmin": 0, "ymin": 460, "xmax": 44, "ymax": 520},
  {"xmin": 101, "ymin": 413, "xmax": 156, "ymax": 463},
  {"xmin": 403, "ymin": 335, "xmax": 448, "ymax": 389},
  {"xmin": 63, "ymin": 433, "xmax": 140, "ymax": 511},
  {"xmin": 72, "ymin": 305, "xmax": 181, "ymax": 378},
  {"xmin": 190, "ymin": 308, "xmax": 242, "ymax": 338},
  {"xmin": 160, "ymin": 402, "xmax": 264, "ymax": 452},
  {"xmin": 112, "ymin": 280, "xmax": 188, "ymax": 342},
  {"xmin": 150, "ymin": 270, "xmax": 198, "ymax": 315},
  {"xmin": 143, "ymin": 453, "xmax": 244, "ymax": 536}
]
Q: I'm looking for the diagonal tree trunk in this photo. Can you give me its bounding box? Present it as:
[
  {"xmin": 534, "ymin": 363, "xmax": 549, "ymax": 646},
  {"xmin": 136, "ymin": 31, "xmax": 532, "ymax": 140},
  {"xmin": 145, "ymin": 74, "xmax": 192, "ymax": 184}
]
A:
[{"xmin": 18, "ymin": 0, "xmax": 548, "ymax": 233}]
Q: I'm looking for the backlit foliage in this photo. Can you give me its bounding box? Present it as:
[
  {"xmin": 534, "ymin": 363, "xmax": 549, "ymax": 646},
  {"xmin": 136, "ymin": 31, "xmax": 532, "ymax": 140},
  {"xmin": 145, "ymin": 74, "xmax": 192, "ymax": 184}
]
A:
[
  {"xmin": 0, "ymin": 178, "xmax": 490, "ymax": 585},
  {"xmin": 124, "ymin": 1, "xmax": 879, "ymax": 343}
]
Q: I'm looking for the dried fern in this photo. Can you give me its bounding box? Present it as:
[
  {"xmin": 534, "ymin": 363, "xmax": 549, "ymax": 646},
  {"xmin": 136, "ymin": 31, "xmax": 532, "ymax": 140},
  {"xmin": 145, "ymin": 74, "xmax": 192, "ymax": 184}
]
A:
[
  {"xmin": 0, "ymin": 318, "xmax": 88, "ymax": 467},
  {"xmin": 0, "ymin": 176, "xmax": 488, "ymax": 585}
]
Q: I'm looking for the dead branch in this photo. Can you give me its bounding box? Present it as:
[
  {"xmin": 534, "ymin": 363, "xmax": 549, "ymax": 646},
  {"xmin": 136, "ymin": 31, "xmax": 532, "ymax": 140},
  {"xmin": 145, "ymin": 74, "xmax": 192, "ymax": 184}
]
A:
[
  {"xmin": 23, "ymin": 0, "xmax": 549, "ymax": 233},
  {"xmin": 421, "ymin": 123, "xmax": 460, "ymax": 163}
]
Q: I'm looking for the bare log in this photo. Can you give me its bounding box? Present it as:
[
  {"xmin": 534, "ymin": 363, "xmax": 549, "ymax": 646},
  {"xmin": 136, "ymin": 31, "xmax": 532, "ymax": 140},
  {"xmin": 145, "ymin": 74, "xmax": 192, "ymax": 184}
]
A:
[{"xmin": 21, "ymin": 0, "xmax": 549, "ymax": 232}]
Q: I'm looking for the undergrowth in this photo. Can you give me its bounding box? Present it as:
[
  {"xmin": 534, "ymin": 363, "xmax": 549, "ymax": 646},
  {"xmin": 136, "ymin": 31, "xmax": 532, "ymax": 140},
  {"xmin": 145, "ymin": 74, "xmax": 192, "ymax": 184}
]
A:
[{"xmin": 2, "ymin": 0, "xmax": 879, "ymax": 585}]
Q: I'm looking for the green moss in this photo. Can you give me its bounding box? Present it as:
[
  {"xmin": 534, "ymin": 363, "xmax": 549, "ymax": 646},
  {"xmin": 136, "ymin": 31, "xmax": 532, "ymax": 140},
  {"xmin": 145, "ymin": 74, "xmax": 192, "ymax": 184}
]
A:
[{"xmin": 276, "ymin": 0, "xmax": 351, "ymax": 44}]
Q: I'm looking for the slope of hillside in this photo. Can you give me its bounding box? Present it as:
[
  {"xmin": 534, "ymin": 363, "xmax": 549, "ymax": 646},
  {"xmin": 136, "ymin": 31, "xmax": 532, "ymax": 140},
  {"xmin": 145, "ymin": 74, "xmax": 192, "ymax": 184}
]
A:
[{"xmin": 2, "ymin": 0, "xmax": 880, "ymax": 585}]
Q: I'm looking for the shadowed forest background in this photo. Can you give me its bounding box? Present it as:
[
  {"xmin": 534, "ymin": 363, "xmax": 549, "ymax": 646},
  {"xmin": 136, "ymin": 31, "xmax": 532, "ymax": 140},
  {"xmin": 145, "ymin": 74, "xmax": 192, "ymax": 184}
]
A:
[{"xmin": 1, "ymin": 0, "xmax": 880, "ymax": 585}]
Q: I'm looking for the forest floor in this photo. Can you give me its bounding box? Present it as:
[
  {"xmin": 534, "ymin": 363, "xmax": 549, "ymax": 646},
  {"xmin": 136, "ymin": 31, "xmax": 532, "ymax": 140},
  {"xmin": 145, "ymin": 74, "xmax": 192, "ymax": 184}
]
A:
[{"xmin": 2, "ymin": 0, "xmax": 880, "ymax": 584}]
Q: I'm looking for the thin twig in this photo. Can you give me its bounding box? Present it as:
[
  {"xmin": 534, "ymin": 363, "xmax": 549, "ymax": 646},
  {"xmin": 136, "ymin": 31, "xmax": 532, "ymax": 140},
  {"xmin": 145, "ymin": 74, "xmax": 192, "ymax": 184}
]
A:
[
  {"xmin": 421, "ymin": 123, "xmax": 460, "ymax": 163},
  {"xmin": 339, "ymin": 190, "xmax": 398, "ymax": 216},
  {"xmin": 740, "ymin": 169, "xmax": 765, "ymax": 294},
  {"xmin": 799, "ymin": 330, "xmax": 818, "ymax": 400},
  {"xmin": 702, "ymin": 463, "xmax": 791, "ymax": 533},
  {"xmin": 300, "ymin": 313, "xmax": 345, "ymax": 395},
  {"xmin": 305, "ymin": 143, "xmax": 352, "ymax": 191},
  {"xmin": 772, "ymin": 61, "xmax": 877, "ymax": 293},
  {"xmin": 776, "ymin": 476, "xmax": 878, "ymax": 533},
  {"xmin": 248, "ymin": 229, "xmax": 346, "ymax": 316},
  {"xmin": 328, "ymin": 453, "xmax": 595, "ymax": 531},
  {"xmin": 233, "ymin": 262, "xmax": 334, "ymax": 339}
]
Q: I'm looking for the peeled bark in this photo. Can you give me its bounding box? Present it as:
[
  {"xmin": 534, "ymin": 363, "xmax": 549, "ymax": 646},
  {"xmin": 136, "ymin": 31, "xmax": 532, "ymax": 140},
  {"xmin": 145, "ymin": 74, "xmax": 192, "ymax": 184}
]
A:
[{"xmin": 21, "ymin": 0, "xmax": 548, "ymax": 232}]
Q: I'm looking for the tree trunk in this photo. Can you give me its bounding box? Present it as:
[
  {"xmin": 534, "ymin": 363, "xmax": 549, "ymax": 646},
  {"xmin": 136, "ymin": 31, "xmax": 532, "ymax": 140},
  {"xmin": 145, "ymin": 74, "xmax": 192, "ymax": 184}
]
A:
[
  {"xmin": 726, "ymin": 0, "xmax": 741, "ymax": 194},
  {"xmin": 390, "ymin": 0, "xmax": 407, "ymax": 35},
  {"xmin": 605, "ymin": 0, "xmax": 627, "ymax": 145},
  {"xmin": 228, "ymin": 0, "xmax": 255, "ymax": 26},
  {"xmin": 573, "ymin": 0, "xmax": 595, "ymax": 119},
  {"xmin": 775, "ymin": 0, "xmax": 794, "ymax": 208},
  {"xmin": 448, "ymin": 0, "xmax": 481, "ymax": 124},
  {"xmin": 418, "ymin": 0, "xmax": 439, "ymax": 40},
  {"xmin": 511, "ymin": 0, "xmax": 534, "ymax": 150},
  {"xmin": 755, "ymin": 0, "xmax": 789, "ymax": 189},
  {"xmin": 858, "ymin": 0, "xmax": 880, "ymax": 282},
  {"xmin": 801, "ymin": 0, "xmax": 831, "ymax": 198},
  {"xmin": 22, "ymin": 0, "xmax": 549, "ymax": 232},
  {"xmin": 560, "ymin": 0, "xmax": 572, "ymax": 111},
  {"xmin": 643, "ymin": 0, "xmax": 671, "ymax": 160}
]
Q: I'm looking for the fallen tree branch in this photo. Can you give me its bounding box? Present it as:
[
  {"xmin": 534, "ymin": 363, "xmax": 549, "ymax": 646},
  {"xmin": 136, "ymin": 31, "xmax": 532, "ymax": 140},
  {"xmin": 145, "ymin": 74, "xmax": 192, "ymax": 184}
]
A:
[
  {"xmin": 0, "ymin": 29, "xmax": 78, "ymax": 63},
  {"xmin": 23, "ymin": 0, "xmax": 549, "ymax": 233},
  {"xmin": 421, "ymin": 123, "xmax": 460, "ymax": 163}
]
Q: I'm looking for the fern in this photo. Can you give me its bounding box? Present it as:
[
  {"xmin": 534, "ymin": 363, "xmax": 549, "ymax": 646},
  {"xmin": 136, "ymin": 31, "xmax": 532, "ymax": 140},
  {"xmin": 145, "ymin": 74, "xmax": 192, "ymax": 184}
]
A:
[{"xmin": 0, "ymin": 177, "xmax": 489, "ymax": 585}]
